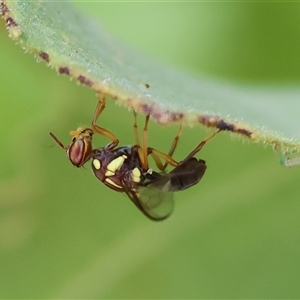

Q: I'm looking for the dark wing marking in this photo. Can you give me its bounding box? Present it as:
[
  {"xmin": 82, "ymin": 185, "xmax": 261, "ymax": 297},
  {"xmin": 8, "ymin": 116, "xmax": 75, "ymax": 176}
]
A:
[
  {"xmin": 146, "ymin": 158, "xmax": 207, "ymax": 192},
  {"xmin": 168, "ymin": 157, "xmax": 207, "ymax": 191}
]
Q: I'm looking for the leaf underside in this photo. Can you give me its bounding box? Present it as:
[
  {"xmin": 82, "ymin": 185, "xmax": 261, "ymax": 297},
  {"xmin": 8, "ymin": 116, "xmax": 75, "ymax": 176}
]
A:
[{"xmin": 1, "ymin": 0, "xmax": 300, "ymax": 161}]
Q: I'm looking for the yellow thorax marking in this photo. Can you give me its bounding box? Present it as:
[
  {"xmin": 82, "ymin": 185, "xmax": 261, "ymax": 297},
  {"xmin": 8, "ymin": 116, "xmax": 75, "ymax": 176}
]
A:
[
  {"xmin": 105, "ymin": 155, "xmax": 127, "ymax": 177},
  {"xmin": 93, "ymin": 159, "xmax": 101, "ymax": 170},
  {"xmin": 131, "ymin": 167, "xmax": 141, "ymax": 183}
]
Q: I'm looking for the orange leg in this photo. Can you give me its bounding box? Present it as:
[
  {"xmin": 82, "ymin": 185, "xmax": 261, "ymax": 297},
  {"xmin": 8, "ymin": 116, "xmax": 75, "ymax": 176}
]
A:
[
  {"xmin": 134, "ymin": 114, "xmax": 183, "ymax": 171},
  {"xmin": 182, "ymin": 130, "xmax": 219, "ymax": 162},
  {"xmin": 160, "ymin": 125, "xmax": 183, "ymax": 170},
  {"xmin": 134, "ymin": 114, "xmax": 181, "ymax": 171},
  {"xmin": 91, "ymin": 94, "xmax": 119, "ymax": 144},
  {"xmin": 142, "ymin": 115, "xmax": 150, "ymax": 169},
  {"xmin": 133, "ymin": 111, "xmax": 140, "ymax": 146},
  {"xmin": 132, "ymin": 112, "xmax": 149, "ymax": 169},
  {"xmin": 148, "ymin": 148, "xmax": 179, "ymax": 170}
]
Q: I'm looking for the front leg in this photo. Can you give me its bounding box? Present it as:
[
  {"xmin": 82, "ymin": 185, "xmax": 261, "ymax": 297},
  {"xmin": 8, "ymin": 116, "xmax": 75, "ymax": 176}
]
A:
[{"xmin": 91, "ymin": 94, "xmax": 119, "ymax": 145}]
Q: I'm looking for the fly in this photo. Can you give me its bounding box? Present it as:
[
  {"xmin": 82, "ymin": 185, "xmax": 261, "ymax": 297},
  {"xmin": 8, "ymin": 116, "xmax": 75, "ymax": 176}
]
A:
[{"xmin": 50, "ymin": 95, "xmax": 218, "ymax": 220}]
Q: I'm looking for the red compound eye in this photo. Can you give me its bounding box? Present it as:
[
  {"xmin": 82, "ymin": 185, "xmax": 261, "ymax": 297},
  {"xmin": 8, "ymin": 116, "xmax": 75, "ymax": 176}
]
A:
[{"xmin": 68, "ymin": 139, "xmax": 85, "ymax": 167}]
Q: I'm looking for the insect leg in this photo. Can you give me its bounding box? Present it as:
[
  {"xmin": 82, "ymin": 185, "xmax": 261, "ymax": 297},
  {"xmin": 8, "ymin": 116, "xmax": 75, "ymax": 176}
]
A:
[
  {"xmin": 137, "ymin": 114, "xmax": 180, "ymax": 171},
  {"xmin": 133, "ymin": 111, "xmax": 140, "ymax": 146},
  {"xmin": 148, "ymin": 148, "xmax": 179, "ymax": 170},
  {"xmin": 161, "ymin": 125, "xmax": 183, "ymax": 171},
  {"xmin": 49, "ymin": 132, "xmax": 68, "ymax": 150},
  {"xmin": 182, "ymin": 130, "xmax": 219, "ymax": 162},
  {"xmin": 142, "ymin": 114, "xmax": 150, "ymax": 169},
  {"xmin": 91, "ymin": 93, "xmax": 119, "ymax": 144}
]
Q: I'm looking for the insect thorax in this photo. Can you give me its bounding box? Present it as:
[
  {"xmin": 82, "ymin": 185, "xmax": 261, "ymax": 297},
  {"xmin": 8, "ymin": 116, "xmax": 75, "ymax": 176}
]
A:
[{"xmin": 91, "ymin": 146, "xmax": 145, "ymax": 192}]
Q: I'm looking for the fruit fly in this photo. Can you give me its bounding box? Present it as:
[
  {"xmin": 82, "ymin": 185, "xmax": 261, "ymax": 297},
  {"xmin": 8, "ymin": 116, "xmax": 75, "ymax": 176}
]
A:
[{"xmin": 50, "ymin": 95, "xmax": 217, "ymax": 220}]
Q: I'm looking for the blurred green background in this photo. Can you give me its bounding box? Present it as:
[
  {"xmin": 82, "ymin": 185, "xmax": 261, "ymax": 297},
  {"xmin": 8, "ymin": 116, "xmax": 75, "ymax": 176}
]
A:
[{"xmin": 1, "ymin": 2, "xmax": 300, "ymax": 298}]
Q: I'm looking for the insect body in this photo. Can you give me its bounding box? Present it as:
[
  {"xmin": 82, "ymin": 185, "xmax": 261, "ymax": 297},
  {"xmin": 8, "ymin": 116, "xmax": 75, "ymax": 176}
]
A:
[
  {"xmin": 50, "ymin": 95, "xmax": 217, "ymax": 220},
  {"xmin": 89, "ymin": 143, "xmax": 207, "ymax": 220},
  {"xmin": 91, "ymin": 143, "xmax": 171, "ymax": 220},
  {"xmin": 91, "ymin": 144, "xmax": 143, "ymax": 192}
]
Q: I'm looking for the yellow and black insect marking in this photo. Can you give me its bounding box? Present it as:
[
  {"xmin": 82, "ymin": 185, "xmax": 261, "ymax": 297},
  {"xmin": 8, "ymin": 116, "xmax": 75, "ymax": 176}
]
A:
[
  {"xmin": 105, "ymin": 178, "xmax": 122, "ymax": 189},
  {"xmin": 131, "ymin": 167, "xmax": 142, "ymax": 183},
  {"xmin": 105, "ymin": 155, "xmax": 127, "ymax": 177},
  {"xmin": 92, "ymin": 159, "xmax": 101, "ymax": 170}
]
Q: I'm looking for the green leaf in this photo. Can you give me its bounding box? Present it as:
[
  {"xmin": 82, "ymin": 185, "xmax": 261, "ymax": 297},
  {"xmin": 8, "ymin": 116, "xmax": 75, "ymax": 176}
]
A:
[
  {"xmin": 2, "ymin": 2, "xmax": 300, "ymax": 299},
  {"xmin": 2, "ymin": 0, "xmax": 300, "ymax": 161}
]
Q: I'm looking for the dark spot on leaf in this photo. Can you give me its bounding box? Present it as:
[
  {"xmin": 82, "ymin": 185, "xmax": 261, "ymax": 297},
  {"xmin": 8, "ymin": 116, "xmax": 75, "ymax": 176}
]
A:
[
  {"xmin": 198, "ymin": 115, "xmax": 218, "ymax": 127},
  {"xmin": 6, "ymin": 17, "xmax": 17, "ymax": 27},
  {"xmin": 77, "ymin": 75, "xmax": 93, "ymax": 87},
  {"xmin": 58, "ymin": 67, "xmax": 70, "ymax": 75},
  {"xmin": 145, "ymin": 83, "xmax": 150, "ymax": 89},
  {"xmin": 140, "ymin": 103, "xmax": 152, "ymax": 115},
  {"xmin": 217, "ymin": 119, "xmax": 252, "ymax": 138},
  {"xmin": 217, "ymin": 119, "xmax": 235, "ymax": 131},
  {"xmin": 0, "ymin": 2, "xmax": 9, "ymax": 15},
  {"xmin": 39, "ymin": 51, "xmax": 49, "ymax": 63},
  {"xmin": 151, "ymin": 111, "xmax": 162, "ymax": 121},
  {"xmin": 138, "ymin": 105, "xmax": 182, "ymax": 125},
  {"xmin": 153, "ymin": 110, "xmax": 173, "ymax": 125},
  {"xmin": 235, "ymin": 128, "xmax": 252, "ymax": 138},
  {"xmin": 170, "ymin": 112, "xmax": 183, "ymax": 122}
]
